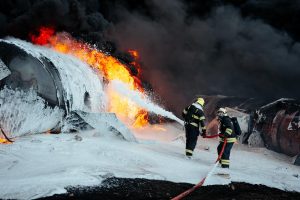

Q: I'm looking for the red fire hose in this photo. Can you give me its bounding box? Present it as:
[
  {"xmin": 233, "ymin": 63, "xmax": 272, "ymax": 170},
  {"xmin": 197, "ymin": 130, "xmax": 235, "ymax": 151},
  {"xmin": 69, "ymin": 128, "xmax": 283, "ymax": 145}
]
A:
[
  {"xmin": 171, "ymin": 136, "xmax": 227, "ymax": 200},
  {"xmin": 203, "ymin": 134, "xmax": 223, "ymax": 138}
]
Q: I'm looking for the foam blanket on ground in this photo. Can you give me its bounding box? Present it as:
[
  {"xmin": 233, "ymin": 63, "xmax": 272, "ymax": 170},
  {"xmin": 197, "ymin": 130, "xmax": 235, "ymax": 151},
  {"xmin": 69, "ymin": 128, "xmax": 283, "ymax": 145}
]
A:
[{"xmin": 0, "ymin": 123, "xmax": 299, "ymax": 199}]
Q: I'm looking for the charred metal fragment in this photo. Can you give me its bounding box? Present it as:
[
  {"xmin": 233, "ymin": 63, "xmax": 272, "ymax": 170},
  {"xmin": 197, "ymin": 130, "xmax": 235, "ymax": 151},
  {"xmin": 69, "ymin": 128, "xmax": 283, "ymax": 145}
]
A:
[{"xmin": 255, "ymin": 99, "xmax": 300, "ymax": 157}]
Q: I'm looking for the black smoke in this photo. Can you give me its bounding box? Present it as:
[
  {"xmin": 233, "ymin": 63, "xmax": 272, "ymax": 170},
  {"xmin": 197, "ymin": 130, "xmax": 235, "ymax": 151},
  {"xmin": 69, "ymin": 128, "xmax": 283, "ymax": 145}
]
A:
[
  {"xmin": 1, "ymin": 0, "xmax": 300, "ymax": 115},
  {"xmin": 0, "ymin": 0, "xmax": 109, "ymax": 45},
  {"xmin": 104, "ymin": 0, "xmax": 300, "ymax": 115}
]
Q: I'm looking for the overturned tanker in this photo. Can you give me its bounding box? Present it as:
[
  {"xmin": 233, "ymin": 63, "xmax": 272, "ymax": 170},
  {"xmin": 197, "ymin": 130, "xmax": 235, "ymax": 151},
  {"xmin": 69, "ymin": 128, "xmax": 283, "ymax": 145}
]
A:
[
  {"xmin": 254, "ymin": 99, "xmax": 300, "ymax": 157},
  {"xmin": 0, "ymin": 38, "xmax": 136, "ymax": 142},
  {"xmin": 204, "ymin": 96, "xmax": 300, "ymax": 164},
  {"xmin": 0, "ymin": 41, "xmax": 64, "ymax": 107}
]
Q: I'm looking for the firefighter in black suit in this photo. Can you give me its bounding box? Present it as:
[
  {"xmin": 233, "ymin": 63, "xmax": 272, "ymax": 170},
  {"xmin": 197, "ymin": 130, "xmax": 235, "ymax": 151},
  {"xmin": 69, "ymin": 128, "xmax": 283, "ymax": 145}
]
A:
[
  {"xmin": 216, "ymin": 108, "xmax": 237, "ymax": 168},
  {"xmin": 182, "ymin": 97, "xmax": 207, "ymax": 158}
]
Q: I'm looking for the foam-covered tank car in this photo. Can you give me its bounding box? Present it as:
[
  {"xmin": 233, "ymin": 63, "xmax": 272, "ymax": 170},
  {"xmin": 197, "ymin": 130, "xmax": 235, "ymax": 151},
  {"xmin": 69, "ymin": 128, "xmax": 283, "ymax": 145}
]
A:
[{"xmin": 0, "ymin": 41, "xmax": 66, "ymax": 108}]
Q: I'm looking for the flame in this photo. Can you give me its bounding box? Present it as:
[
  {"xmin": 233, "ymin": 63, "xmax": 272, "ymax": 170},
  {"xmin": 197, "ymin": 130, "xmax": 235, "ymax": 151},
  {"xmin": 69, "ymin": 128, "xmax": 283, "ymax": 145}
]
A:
[
  {"xmin": 30, "ymin": 28, "xmax": 149, "ymax": 127},
  {"xmin": 29, "ymin": 26, "xmax": 55, "ymax": 45},
  {"xmin": 128, "ymin": 50, "xmax": 141, "ymax": 76},
  {"xmin": 128, "ymin": 50, "xmax": 139, "ymax": 60},
  {"xmin": 132, "ymin": 111, "xmax": 149, "ymax": 128},
  {"xmin": 0, "ymin": 138, "xmax": 11, "ymax": 144}
]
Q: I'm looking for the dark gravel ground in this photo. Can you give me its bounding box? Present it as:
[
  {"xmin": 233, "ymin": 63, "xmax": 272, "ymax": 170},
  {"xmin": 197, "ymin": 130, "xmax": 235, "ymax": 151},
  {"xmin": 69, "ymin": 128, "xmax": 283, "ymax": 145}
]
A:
[{"xmin": 38, "ymin": 177, "xmax": 300, "ymax": 200}]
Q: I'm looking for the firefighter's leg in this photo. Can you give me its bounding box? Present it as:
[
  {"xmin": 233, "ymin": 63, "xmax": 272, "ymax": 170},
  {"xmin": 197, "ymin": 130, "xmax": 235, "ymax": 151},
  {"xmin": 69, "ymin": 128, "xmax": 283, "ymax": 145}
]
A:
[
  {"xmin": 217, "ymin": 142, "xmax": 223, "ymax": 163},
  {"xmin": 221, "ymin": 142, "xmax": 234, "ymax": 168},
  {"xmin": 185, "ymin": 126, "xmax": 192, "ymax": 156},
  {"xmin": 185, "ymin": 126, "xmax": 198, "ymax": 156}
]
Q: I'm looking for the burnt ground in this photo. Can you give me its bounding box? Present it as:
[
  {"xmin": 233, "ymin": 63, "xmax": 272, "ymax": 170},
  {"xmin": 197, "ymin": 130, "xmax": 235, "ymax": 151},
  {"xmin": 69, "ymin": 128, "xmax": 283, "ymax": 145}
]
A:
[{"xmin": 38, "ymin": 177, "xmax": 300, "ymax": 200}]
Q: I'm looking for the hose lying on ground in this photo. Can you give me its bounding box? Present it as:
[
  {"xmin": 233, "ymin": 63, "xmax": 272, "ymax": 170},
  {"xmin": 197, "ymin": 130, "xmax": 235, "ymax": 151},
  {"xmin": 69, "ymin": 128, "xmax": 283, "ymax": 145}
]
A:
[{"xmin": 171, "ymin": 135, "xmax": 227, "ymax": 200}]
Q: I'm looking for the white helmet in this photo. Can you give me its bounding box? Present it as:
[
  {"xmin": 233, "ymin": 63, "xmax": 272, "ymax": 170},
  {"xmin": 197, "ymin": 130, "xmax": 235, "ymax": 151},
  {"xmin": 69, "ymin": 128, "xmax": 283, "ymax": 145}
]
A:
[{"xmin": 217, "ymin": 107, "xmax": 227, "ymax": 117}]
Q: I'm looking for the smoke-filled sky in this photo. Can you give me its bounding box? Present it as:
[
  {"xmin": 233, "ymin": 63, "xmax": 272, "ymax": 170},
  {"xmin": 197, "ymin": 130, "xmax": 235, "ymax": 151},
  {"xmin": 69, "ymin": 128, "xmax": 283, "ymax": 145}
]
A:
[{"xmin": 1, "ymin": 0, "xmax": 300, "ymax": 114}]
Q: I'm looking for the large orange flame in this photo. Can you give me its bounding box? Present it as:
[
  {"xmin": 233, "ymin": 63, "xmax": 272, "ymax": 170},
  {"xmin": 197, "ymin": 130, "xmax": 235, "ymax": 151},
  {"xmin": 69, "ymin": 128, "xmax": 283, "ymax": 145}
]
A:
[{"xmin": 30, "ymin": 27, "xmax": 148, "ymax": 128}]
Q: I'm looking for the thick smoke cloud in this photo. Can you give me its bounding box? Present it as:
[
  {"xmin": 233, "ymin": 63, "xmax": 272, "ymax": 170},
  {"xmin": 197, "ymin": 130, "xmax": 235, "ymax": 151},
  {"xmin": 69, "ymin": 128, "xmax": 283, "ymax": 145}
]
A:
[
  {"xmin": 105, "ymin": 0, "xmax": 300, "ymax": 114},
  {"xmin": 0, "ymin": 0, "xmax": 300, "ymax": 115},
  {"xmin": 0, "ymin": 0, "xmax": 109, "ymax": 43},
  {"xmin": 240, "ymin": 0, "xmax": 300, "ymax": 41}
]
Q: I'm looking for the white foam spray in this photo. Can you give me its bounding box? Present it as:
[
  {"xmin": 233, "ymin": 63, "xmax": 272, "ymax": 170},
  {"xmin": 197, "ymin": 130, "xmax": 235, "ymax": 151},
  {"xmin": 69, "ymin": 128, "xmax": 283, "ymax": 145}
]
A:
[{"xmin": 108, "ymin": 80, "xmax": 184, "ymax": 125}]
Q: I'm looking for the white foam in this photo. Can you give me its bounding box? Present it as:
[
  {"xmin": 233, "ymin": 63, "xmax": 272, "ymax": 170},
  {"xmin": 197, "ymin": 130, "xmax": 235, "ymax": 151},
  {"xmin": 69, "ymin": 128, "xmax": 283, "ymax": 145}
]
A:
[
  {"xmin": 1, "ymin": 38, "xmax": 105, "ymax": 113},
  {"xmin": 0, "ymin": 88, "xmax": 64, "ymax": 138}
]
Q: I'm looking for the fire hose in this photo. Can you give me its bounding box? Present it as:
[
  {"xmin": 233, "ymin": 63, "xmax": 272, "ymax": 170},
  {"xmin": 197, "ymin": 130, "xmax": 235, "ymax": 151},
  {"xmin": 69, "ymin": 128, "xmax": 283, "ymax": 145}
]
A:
[
  {"xmin": 0, "ymin": 127, "xmax": 14, "ymax": 143},
  {"xmin": 171, "ymin": 135, "xmax": 227, "ymax": 200}
]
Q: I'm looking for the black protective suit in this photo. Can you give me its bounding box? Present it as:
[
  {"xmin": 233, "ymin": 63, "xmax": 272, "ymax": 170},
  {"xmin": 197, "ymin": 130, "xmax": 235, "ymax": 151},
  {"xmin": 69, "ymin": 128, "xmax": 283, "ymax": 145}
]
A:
[
  {"xmin": 217, "ymin": 115, "xmax": 237, "ymax": 168},
  {"xmin": 182, "ymin": 102, "xmax": 206, "ymax": 157}
]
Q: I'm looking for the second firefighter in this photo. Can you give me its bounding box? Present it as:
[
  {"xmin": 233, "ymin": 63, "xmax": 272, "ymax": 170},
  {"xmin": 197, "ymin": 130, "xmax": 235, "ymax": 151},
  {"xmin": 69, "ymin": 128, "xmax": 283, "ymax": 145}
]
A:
[
  {"xmin": 182, "ymin": 97, "xmax": 207, "ymax": 158},
  {"xmin": 216, "ymin": 108, "xmax": 237, "ymax": 168}
]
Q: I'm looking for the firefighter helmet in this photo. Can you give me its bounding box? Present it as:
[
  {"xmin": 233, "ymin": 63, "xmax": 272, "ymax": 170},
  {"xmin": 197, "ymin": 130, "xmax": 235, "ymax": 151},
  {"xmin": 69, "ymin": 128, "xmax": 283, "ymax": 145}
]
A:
[
  {"xmin": 196, "ymin": 97, "xmax": 205, "ymax": 106},
  {"xmin": 217, "ymin": 107, "xmax": 227, "ymax": 117}
]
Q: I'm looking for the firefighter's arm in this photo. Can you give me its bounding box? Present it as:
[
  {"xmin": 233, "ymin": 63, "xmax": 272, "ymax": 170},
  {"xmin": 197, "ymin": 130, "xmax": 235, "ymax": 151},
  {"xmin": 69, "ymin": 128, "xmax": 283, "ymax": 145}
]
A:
[
  {"xmin": 199, "ymin": 113, "xmax": 207, "ymax": 137},
  {"xmin": 224, "ymin": 118, "xmax": 233, "ymax": 138},
  {"xmin": 182, "ymin": 106, "xmax": 189, "ymax": 119},
  {"xmin": 224, "ymin": 127, "xmax": 233, "ymax": 137}
]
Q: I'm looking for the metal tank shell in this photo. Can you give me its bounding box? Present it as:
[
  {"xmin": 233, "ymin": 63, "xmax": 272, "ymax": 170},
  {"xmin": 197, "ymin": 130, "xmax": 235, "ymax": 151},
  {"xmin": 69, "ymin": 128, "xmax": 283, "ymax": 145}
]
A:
[
  {"xmin": 0, "ymin": 42, "xmax": 64, "ymax": 107},
  {"xmin": 256, "ymin": 100, "xmax": 300, "ymax": 156},
  {"xmin": 204, "ymin": 96, "xmax": 300, "ymax": 158}
]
